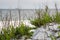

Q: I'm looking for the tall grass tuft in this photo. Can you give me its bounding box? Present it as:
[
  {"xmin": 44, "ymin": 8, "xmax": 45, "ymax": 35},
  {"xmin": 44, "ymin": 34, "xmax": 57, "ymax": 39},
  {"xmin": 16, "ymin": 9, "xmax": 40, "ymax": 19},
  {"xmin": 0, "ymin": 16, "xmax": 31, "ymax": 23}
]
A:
[
  {"xmin": 0, "ymin": 23, "xmax": 33, "ymax": 40},
  {"xmin": 31, "ymin": 6, "xmax": 53, "ymax": 27},
  {"xmin": 53, "ymin": 3, "xmax": 60, "ymax": 24}
]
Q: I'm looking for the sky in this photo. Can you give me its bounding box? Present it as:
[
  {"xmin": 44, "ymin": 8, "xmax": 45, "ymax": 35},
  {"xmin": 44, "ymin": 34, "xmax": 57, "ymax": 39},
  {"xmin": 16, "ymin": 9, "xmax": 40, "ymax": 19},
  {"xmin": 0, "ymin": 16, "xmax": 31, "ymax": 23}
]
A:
[{"xmin": 0, "ymin": 0, "xmax": 60, "ymax": 9}]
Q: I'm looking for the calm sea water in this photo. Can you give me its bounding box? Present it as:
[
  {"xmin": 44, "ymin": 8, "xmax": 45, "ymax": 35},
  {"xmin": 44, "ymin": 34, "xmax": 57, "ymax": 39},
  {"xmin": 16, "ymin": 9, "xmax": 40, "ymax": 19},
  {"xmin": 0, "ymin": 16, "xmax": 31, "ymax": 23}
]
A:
[{"xmin": 0, "ymin": 9, "xmax": 60, "ymax": 21}]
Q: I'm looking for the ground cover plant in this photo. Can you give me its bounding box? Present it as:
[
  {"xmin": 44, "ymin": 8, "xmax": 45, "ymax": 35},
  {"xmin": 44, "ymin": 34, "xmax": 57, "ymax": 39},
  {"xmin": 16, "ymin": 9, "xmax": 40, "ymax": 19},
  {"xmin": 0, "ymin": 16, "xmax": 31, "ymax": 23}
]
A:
[{"xmin": 0, "ymin": 23, "xmax": 33, "ymax": 40}]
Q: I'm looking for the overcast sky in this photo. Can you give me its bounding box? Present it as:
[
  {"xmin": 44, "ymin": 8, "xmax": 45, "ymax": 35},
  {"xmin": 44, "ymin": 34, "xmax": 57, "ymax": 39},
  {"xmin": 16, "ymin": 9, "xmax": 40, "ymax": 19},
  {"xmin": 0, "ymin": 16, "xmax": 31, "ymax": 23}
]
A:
[{"xmin": 0, "ymin": 0, "xmax": 60, "ymax": 9}]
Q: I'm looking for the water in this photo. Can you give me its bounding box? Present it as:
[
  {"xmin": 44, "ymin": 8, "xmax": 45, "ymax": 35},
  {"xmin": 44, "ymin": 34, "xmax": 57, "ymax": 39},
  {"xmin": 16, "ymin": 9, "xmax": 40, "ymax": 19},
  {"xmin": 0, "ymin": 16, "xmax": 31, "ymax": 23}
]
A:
[
  {"xmin": 0, "ymin": 9, "xmax": 60, "ymax": 21},
  {"xmin": 0, "ymin": 9, "xmax": 36, "ymax": 21}
]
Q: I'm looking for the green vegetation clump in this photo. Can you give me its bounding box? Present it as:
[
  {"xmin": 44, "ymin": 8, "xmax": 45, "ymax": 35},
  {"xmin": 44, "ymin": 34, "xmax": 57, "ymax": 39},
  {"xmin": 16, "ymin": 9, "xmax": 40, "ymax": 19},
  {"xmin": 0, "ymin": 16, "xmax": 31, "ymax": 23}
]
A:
[
  {"xmin": 54, "ymin": 13, "xmax": 60, "ymax": 24},
  {"xmin": 31, "ymin": 12, "xmax": 60, "ymax": 27},
  {"xmin": 31, "ymin": 13, "xmax": 53, "ymax": 27},
  {"xmin": 31, "ymin": 19, "xmax": 42, "ymax": 27},
  {"xmin": 30, "ymin": 5, "xmax": 60, "ymax": 28},
  {"xmin": 31, "ymin": 6, "xmax": 53, "ymax": 27},
  {"xmin": 58, "ymin": 32, "xmax": 60, "ymax": 37},
  {"xmin": 57, "ymin": 26, "xmax": 60, "ymax": 29},
  {"xmin": 31, "ymin": 14, "xmax": 52, "ymax": 27},
  {"xmin": 42, "ymin": 13, "xmax": 52, "ymax": 24},
  {"xmin": 0, "ymin": 23, "xmax": 33, "ymax": 40},
  {"xmin": 0, "ymin": 26, "xmax": 15, "ymax": 40},
  {"xmin": 50, "ymin": 35, "xmax": 56, "ymax": 40}
]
